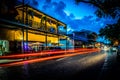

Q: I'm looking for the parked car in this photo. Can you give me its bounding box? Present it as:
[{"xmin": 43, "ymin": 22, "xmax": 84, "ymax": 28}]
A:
[
  {"xmin": 116, "ymin": 45, "xmax": 120, "ymax": 61},
  {"xmin": 111, "ymin": 46, "xmax": 118, "ymax": 52},
  {"xmin": 101, "ymin": 46, "xmax": 109, "ymax": 51},
  {"xmin": 117, "ymin": 45, "xmax": 120, "ymax": 56}
]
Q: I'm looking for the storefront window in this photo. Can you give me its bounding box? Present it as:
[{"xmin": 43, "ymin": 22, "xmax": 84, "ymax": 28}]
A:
[
  {"xmin": 0, "ymin": 40, "xmax": 9, "ymax": 56},
  {"xmin": 24, "ymin": 42, "xmax": 44, "ymax": 53}
]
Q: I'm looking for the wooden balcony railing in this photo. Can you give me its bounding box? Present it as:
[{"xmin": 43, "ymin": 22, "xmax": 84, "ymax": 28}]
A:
[{"xmin": 5, "ymin": 18, "xmax": 67, "ymax": 35}]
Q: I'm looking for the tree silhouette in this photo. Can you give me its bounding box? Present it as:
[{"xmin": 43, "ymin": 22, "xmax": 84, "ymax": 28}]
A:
[
  {"xmin": 87, "ymin": 32, "xmax": 98, "ymax": 43},
  {"xmin": 99, "ymin": 19, "xmax": 120, "ymax": 45},
  {"xmin": 75, "ymin": 0, "xmax": 120, "ymax": 45},
  {"xmin": 0, "ymin": 0, "xmax": 18, "ymax": 20},
  {"xmin": 75, "ymin": 0, "xmax": 120, "ymax": 18}
]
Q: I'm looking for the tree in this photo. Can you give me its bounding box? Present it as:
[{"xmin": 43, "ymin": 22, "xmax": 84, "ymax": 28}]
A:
[
  {"xmin": 87, "ymin": 32, "xmax": 98, "ymax": 43},
  {"xmin": 75, "ymin": 0, "xmax": 120, "ymax": 45},
  {"xmin": 0, "ymin": 0, "xmax": 18, "ymax": 20},
  {"xmin": 75, "ymin": 0, "xmax": 120, "ymax": 18},
  {"xmin": 99, "ymin": 19, "xmax": 120, "ymax": 45}
]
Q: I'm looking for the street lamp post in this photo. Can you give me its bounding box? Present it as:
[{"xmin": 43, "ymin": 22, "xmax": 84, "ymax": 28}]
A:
[{"xmin": 73, "ymin": 33, "xmax": 75, "ymax": 49}]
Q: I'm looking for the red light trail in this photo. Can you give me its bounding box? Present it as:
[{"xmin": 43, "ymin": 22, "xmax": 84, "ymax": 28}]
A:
[
  {"xmin": 0, "ymin": 48, "xmax": 99, "ymax": 59},
  {"xmin": 0, "ymin": 48, "xmax": 100, "ymax": 67}
]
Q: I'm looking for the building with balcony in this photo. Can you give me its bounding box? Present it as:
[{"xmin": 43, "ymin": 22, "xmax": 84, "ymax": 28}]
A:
[{"xmin": 0, "ymin": 3, "xmax": 67, "ymax": 55}]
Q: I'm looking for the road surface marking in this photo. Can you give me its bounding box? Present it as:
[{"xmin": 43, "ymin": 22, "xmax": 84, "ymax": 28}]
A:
[{"xmin": 56, "ymin": 57, "xmax": 67, "ymax": 61}]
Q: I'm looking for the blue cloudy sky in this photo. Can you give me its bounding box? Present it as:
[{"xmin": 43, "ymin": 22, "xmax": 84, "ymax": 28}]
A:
[{"xmin": 25, "ymin": 0, "xmax": 117, "ymax": 35}]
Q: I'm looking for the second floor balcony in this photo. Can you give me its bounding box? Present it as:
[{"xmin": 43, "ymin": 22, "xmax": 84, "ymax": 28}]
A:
[{"xmin": 14, "ymin": 18, "xmax": 67, "ymax": 35}]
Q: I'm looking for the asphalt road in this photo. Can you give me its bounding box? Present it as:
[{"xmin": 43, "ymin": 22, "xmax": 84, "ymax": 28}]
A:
[{"xmin": 0, "ymin": 51, "xmax": 120, "ymax": 80}]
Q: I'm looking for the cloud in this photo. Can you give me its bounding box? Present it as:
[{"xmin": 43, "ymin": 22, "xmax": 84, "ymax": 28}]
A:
[
  {"xmin": 24, "ymin": 0, "xmax": 38, "ymax": 8},
  {"xmin": 40, "ymin": 0, "xmax": 101, "ymax": 33},
  {"xmin": 36, "ymin": 0, "xmax": 117, "ymax": 34},
  {"xmin": 69, "ymin": 13, "xmax": 75, "ymax": 19},
  {"xmin": 42, "ymin": 0, "xmax": 67, "ymax": 20}
]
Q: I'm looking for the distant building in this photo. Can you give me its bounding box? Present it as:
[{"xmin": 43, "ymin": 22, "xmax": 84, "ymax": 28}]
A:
[
  {"xmin": 67, "ymin": 31, "xmax": 88, "ymax": 49},
  {"xmin": 67, "ymin": 29, "xmax": 98, "ymax": 49}
]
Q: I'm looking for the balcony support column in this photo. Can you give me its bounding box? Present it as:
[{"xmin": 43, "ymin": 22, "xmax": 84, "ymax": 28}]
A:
[{"xmin": 22, "ymin": 0, "xmax": 24, "ymax": 53}]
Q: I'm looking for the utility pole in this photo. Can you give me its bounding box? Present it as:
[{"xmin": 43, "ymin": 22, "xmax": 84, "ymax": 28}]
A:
[
  {"xmin": 25, "ymin": 5, "xmax": 28, "ymax": 52},
  {"xmin": 22, "ymin": 0, "xmax": 24, "ymax": 53},
  {"xmin": 73, "ymin": 33, "xmax": 75, "ymax": 49},
  {"xmin": 65, "ymin": 25, "xmax": 67, "ymax": 50}
]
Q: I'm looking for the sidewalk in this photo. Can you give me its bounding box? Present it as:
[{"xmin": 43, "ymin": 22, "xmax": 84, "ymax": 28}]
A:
[{"xmin": 98, "ymin": 52, "xmax": 120, "ymax": 80}]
